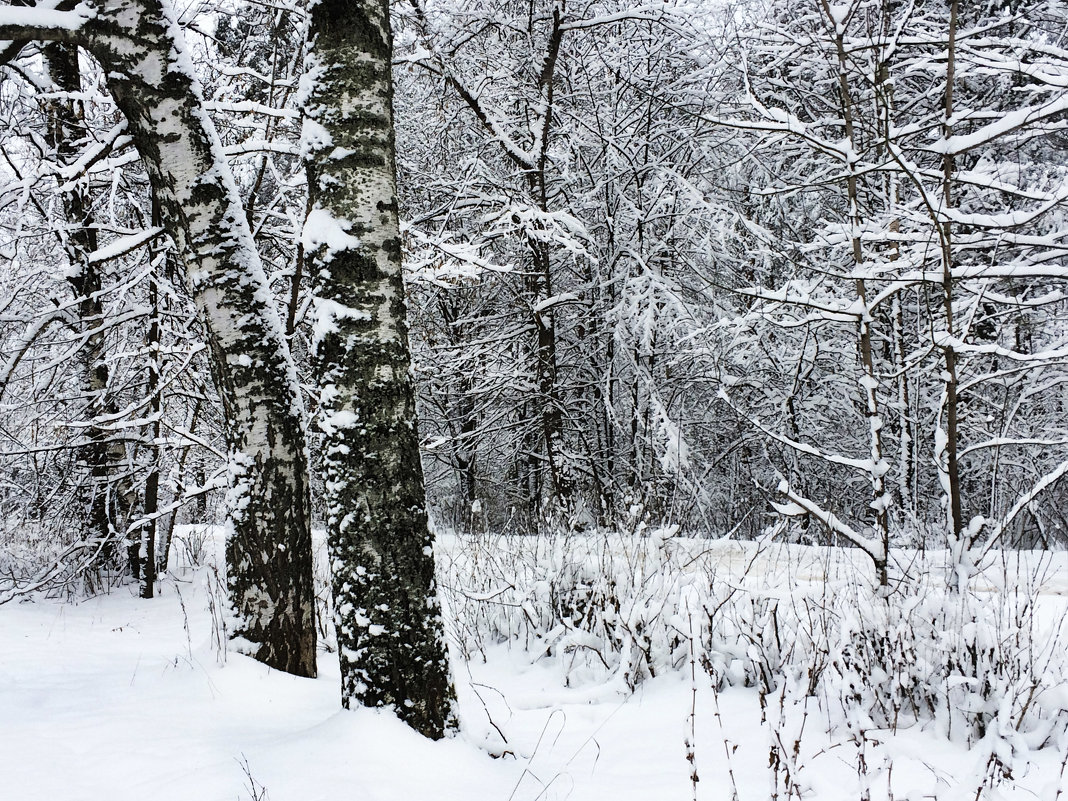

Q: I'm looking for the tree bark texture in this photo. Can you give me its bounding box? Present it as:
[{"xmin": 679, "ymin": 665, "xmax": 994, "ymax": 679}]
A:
[{"xmin": 303, "ymin": 0, "xmax": 456, "ymax": 737}]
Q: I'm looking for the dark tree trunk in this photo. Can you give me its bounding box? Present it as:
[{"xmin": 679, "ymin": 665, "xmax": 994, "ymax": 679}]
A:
[
  {"xmin": 303, "ymin": 0, "xmax": 456, "ymax": 737},
  {"xmin": 941, "ymin": 0, "xmax": 965, "ymax": 543},
  {"xmin": 138, "ymin": 256, "xmax": 162, "ymax": 600},
  {"xmin": 42, "ymin": 41, "xmax": 133, "ymax": 565}
]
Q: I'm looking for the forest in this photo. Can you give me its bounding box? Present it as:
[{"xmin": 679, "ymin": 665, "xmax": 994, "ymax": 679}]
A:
[{"xmin": 1, "ymin": 0, "xmax": 1067, "ymax": 799}]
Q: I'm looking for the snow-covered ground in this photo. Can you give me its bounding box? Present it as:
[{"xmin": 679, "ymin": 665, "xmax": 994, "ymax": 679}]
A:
[{"xmin": 3, "ymin": 531, "xmax": 1067, "ymax": 801}]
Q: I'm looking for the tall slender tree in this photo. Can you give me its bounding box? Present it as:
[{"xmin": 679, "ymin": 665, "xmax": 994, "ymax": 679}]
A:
[
  {"xmin": 37, "ymin": 41, "xmax": 138, "ymax": 572},
  {"xmin": 302, "ymin": 0, "xmax": 456, "ymax": 737}
]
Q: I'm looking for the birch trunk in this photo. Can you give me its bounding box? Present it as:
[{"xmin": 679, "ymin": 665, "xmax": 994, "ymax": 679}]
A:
[
  {"xmin": 0, "ymin": 0, "xmax": 318, "ymax": 675},
  {"xmin": 303, "ymin": 0, "xmax": 456, "ymax": 737}
]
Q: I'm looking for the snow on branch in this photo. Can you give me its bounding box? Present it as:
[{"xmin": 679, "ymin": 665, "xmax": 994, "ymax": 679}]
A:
[
  {"xmin": 124, "ymin": 470, "xmax": 228, "ymax": 536},
  {"xmin": 201, "ymin": 100, "xmax": 299, "ymax": 120},
  {"xmin": 773, "ymin": 479, "xmax": 884, "ymax": 564},
  {"xmin": 718, "ymin": 388, "xmax": 888, "ymax": 477},
  {"xmin": 960, "ymin": 437, "xmax": 1068, "ymax": 459},
  {"xmin": 0, "ymin": 535, "xmax": 108, "ymax": 606},
  {"xmin": 938, "ymin": 185, "xmax": 1068, "ymax": 230},
  {"xmin": 929, "ymin": 93, "xmax": 1068, "ymax": 157},
  {"xmin": 87, "ymin": 226, "xmax": 165, "ymax": 265},
  {"xmin": 559, "ymin": 4, "xmax": 670, "ymax": 31},
  {"xmin": 0, "ymin": 309, "xmax": 72, "ymax": 401},
  {"xmin": 735, "ymin": 284, "xmax": 864, "ymax": 322},
  {"xmin": 402, "ymin": 226, "xmax": 512, "ymax": 286},
  {"xmin": 979, "ymin": 459, "xmax": 1068, "ymax": 558},
  {"xmin": 0, "ymin": 2, "xmax": 96, "ymax": 46},
  {"xmin": 54, "ymin": 121, "xmax": 131, "ymax": 188},
  {"xmin": 222, "ymin": 140, "xmax": 299, "ymax": 158},
  {"xmin": 932, "ymin": 330, "xmax": 1068, "ymax": 364}
]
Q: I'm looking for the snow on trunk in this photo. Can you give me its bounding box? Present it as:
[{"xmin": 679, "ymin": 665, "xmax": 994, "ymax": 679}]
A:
[
  {"xmin": 8, "ymin": 0, "xmax": 319, "ymax": 676},
  {"xmin": 302, "ymin": 0, "xmax": 456, "ymax": 737}
]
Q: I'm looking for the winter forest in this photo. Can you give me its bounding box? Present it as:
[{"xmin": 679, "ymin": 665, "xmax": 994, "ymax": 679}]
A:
[{"xmin": 2, "ymin": 0, "xmax": 1068, "ymax": 799}]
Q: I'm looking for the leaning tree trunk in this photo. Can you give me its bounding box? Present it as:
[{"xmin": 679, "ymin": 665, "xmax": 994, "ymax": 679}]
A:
[
  {"xmin": 0, "ymin": 0, "xmax": 317, "ymax": 676},
  {"xmin": 303, "ymin": 0, "xmax": 456, "ymax": 737}
]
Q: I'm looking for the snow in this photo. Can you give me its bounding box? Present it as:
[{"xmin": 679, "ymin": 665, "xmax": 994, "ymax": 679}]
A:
[
  {"xmin": 310, "ymin": 297, "xmax": 372, "ymax": 349},
  {"xmin": 931, "ymin": 93, "xmax": 1068, "ymax": 156},
  {"xmin": 85, "ymin": 226, "xmax": 165, "ymax": 265},
  {"xmin": 3, "ymin": 530, "xmax": 1068, "ymax": 801},
  {"xmin": 0, "ymin": 597, "xmax": 493, "ymax": 801},
  {"xmin": 0, "ymin": 3, "xmax": 96, "ymax": 33},
  {"xmin": 301, "ymin": 208, "xmax": 362, "ymax": 260},
  {"xmin": 532, "ymin": 293, "xmax": 578, "ymax": 315},
  {"xmin": 319, "ymin": 408, "xmax": 359, "ymax": 435},
  {"xmin": 299, "ymin": 116, "xmax": 333, "ymax": 157}
]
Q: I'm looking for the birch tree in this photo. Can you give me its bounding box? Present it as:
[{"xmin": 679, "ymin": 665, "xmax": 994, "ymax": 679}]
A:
[
  {"xmin": 0, "ymin": 0, "xmax": 317, "ymax": 675},
  {"xmin": 302, "ymin": 0, "xmax": 455, "ymax": 736}
]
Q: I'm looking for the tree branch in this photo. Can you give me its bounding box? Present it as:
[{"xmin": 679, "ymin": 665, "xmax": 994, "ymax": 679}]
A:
[{"xmin": 0, "ymin": 3, "xmax": 96, "ymax": 49}]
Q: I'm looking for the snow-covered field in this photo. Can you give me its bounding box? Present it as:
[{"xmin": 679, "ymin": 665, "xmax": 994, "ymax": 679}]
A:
[{"xmin": 3, "ymin": 529, "xmax": 1068, "ymax": 801}]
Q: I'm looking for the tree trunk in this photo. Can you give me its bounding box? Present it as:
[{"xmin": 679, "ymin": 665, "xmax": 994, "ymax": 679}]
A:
[
  {"xmin": 42, "ymin": 41, "xmax": 134, "ymax": 567},
  {"xmin": 941, "ymin": 0, "xmax": 965, "ymax": 542},
  {"xmin": 0, "ymin": 0, "xmax": 319, "ymax": 675},
  {"xmin": 303, "ymin": 0, "xmax": 455, "ymax": 737},
  {"xmin": 138, "ymin": 247, "xmax": 162, "ymax": 600},
  {"xmin": 822, "ymin": 0, "xmax": 890, "ymax": 585}
]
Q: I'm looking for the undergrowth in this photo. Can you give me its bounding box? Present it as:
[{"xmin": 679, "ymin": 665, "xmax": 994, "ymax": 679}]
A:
[{"xmin": 435, "ymin": 526, "xmax": 1068, "ymax": 764}]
